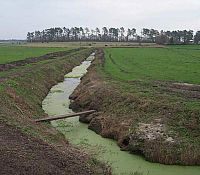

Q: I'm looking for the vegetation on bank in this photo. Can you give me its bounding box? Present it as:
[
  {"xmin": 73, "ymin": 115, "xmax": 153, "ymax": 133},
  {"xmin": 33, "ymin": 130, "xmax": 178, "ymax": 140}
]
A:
[
  {"xmin": 70, "ymin": 48, "xmax": 200, "ymax": 165},
  {"xmin": 0, "ymin": 45, "xmax": 69, "ymax": 64},
  {"xmin": 101, "ymin": 47, "xmax": 200, "ymax": 161},
  {"xmin": 0, "ymin": 48, "xmax": 90, "ymax": 143},
  {"xmin": 0, "ymin": 48, "xmax": 110, "ymax": 174}
]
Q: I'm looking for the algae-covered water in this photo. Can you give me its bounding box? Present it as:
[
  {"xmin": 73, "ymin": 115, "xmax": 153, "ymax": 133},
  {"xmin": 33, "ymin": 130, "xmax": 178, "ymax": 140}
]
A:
[{"xmin": 42, "ymin": 54, "xmax": 200, "ymax": 175}]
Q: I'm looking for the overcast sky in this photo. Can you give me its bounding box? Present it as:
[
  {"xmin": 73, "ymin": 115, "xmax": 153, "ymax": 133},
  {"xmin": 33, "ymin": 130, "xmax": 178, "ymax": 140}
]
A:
[{"xmin": 1, "ymin": 0, "xmax": 200, "ymax": 39}]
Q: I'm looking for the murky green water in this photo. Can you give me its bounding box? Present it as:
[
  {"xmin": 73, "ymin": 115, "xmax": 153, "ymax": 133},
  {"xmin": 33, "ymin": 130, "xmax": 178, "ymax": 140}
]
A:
[{"xmin": 42, "ymin": 54, "xmax": 200, "ymax": 175}]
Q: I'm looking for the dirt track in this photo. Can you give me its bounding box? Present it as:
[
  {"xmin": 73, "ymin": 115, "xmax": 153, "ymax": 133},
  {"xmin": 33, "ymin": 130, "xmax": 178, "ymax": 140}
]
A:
[{"xmin": 0, "ymin": 121, "xmax": 94, "ymax": 175}]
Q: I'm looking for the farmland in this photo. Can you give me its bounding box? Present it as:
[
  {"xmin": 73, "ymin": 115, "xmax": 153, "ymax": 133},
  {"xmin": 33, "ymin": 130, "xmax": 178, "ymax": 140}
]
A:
[
  {"xmin": 2, "ymin": 0, "xmax": 200, "ymax": 174},
  {"xmin": 101, "ymin": 47, "xmax": 200, "ymax": 136},
  {"xmin": 168, "ymin": 44, "xmax": 200, "ymax": 49},
  {"xmin": 1, "ymin": 43, "xmax": 200, "ymax": 175},
  {"xmin": 104, "ymin": 47, "xmax": 200, "ymax": 84},
  {"xmin": 0, "ymin": 45, "xmax": 69, "ymax": 64}
]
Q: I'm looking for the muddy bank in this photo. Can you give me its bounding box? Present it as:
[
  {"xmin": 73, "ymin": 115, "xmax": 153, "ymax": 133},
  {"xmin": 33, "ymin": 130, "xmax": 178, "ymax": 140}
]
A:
[
  {"xmin": 70, "ymin": 49, "xmax": 200, "ymax": 165},
  {"xmin": 0, "ymin": 49, "xmax": 110, "ymax": 175},
  {"xmin": 0, "ymin": 121, "xmax": 101, "ymax": 175}
]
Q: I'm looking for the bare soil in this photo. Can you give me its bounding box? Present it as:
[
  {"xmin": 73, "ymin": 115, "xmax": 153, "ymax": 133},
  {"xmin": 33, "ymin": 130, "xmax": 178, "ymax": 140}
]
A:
[{"xmin": 0, "ymin": 121, "xmax": 94, "ymax": 175}]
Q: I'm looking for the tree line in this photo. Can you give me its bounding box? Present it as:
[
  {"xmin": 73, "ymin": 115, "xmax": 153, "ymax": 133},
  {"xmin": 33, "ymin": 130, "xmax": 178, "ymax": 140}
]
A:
[{"xmin": 27, "ymin": 27, "xmax": 200, "ymax": 44}]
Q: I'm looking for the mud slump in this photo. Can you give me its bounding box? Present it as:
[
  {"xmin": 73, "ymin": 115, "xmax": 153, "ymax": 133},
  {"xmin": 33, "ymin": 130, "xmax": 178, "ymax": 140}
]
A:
[{"xmin": 42, "ymin": 54, "xmax": 200, "ymax": 175}]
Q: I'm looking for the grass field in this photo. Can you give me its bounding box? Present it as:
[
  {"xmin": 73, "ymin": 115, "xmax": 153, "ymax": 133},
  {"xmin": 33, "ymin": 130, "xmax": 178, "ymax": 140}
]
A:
[
  {"xmin": 100, "ymin": 46, "xmax": 200, "ymax": 157},
  {"xmin": 168, "ymin": 44, "xmax": 200, "ymax": 49},
  {"xmin": 0, "ymin": 45, "xmax": 69, "ymax": 64},
  {"xmin": 104, "ymin": 47, "xmax": 200, "ymax": 84}
]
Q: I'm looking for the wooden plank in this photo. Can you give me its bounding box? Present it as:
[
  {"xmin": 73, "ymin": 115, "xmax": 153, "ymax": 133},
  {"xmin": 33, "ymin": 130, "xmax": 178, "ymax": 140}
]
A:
[{"xmin": 35, "ymin": 110, "xmax": 96, "ymax": 122}]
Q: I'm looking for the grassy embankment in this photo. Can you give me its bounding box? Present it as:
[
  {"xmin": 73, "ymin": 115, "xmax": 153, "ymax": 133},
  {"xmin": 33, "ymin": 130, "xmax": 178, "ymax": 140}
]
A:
[
  {"xmin": 0, "ymin": 48, "xmax": 85, "ymax": 141},
  {"xmin": 101, "ymin": 46, "xmax": 200, "ymax": 163},
  {"xmin": 0, "ymin": 47, "xmax": 110, "ymax": 174},
  {"xmin": 0, "ymin": 45, "xmax": 69, "ymax": 64},
  {"xmin": 69, "ymin": 46, "xmax": 200, "ymax": 165}
]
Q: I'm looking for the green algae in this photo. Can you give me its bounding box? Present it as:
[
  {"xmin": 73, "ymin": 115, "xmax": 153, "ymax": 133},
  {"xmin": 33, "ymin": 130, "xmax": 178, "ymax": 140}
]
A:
[
  {"xmin": 42, "ymin": 55, "xmax": 200, "ymax": 175},
  {"xmin": 64, "ymin": 75, "xmax": 81, "ymax": 78},
  {"xmin": 50, "ymin": 89, "xmax": 64, "ymax": 93}
]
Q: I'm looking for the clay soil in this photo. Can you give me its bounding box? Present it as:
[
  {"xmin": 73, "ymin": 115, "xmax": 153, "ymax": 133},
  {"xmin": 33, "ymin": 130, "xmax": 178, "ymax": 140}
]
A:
[{"xmin": 0, "ymin": 121, "xmax": 96, "ymax": 175}]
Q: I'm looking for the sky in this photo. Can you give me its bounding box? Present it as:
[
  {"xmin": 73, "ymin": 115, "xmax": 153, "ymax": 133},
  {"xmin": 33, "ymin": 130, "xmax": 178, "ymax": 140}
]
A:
[{"xmin": 0, "ymin": 0, "xmax": 200, "ymax": 39}]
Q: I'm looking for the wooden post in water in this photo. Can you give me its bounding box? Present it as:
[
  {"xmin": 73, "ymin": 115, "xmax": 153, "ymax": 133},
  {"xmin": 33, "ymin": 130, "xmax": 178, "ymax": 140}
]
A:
[{"xmin": 35, "ymin": 110, "xmax": 96, "ymax": 122}]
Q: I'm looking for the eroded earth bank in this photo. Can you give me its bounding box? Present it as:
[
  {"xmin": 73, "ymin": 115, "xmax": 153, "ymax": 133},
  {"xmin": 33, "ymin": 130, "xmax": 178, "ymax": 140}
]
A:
[
  {"xmin": 0, "ymin": 49, "xmax": 110, "ymax": 175},
  {"xmin": 70, "ymin": 49, "xmax": 200, "ymax": 166}
]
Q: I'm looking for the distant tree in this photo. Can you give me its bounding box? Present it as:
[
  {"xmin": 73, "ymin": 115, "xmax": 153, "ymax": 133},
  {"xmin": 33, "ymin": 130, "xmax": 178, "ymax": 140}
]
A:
[
  {"xmin": 27, "ymin": 27, "xmax": 195, "ymax": 44},
  {"xmin": 47, "ymin": 28, "xmax": 55, "ymax": 41},
  {"xmin": 102, "ymin": 27, "xmax": 108, "ymax": 41},
  {"xmin": 63, "ymin": 27, "xmax": 67, "ymax": 40},
  {"xmin": 27, "ymin": 32, "xmax": 32, "ymax": 42},
  {"xmin": 170, "ymin": 31, "xmax": 179, "ymax": 44},
  {"xmin": 41, "ymin": 30, "xmax": 47, "ymax": 42},
  {"xmin": 70, "ymin": 27, "xmax": 75, "ymax": 40},
  {"xmin": 90, "ymin": 29, "xmax": 95, "ymax": 40},
  {"xmin": 136, "ymin": 35, "xmax": 142, "ymax": 45},
  {"xmin": 85, "ymin": 27, "xmax": 90, "ymax": 40},
  {"xmin": 155, "ymin": 34, "xmax": 169, "ymax": 45},
  {"xmin": 142, "ymin": 28, "xmax": 150, "ymax": 38},
  {"xmin": 126, "ymin": 28, "xmax": 136, "ymax": 41},
  {"xmin": 131, "ymin": 28, "xmax": 136, "ymax": 39},
  {"xmin": 126, "ymin": 28, "xmax": 131, "ymax": 41},
  {"xmin": 113, "ymin": 28, "xmax": 119, "ymax": 41},
  {"xmin": 67, "ymin": 28, "xmax": 71, "ymax": 40},
  {"xmin": 34, "ymin": 31, "xmax": 38, "ymax": 42},
  {"xmin": 58, "ymin": 28, "xmax": 63, "ymax": 41},
  {"xmin": 194, "ymin": 31, "xmax": 200, "ymax": 44},
  {"xmin": 142, "ymin": 28, "xmax": 159, "ymax": 42},
  {"xmin": 183, "ymin": 30, "xmax": 193, "ymax": 44},
  {"xmin": 109, "ymin": 28, "xmax": 118, "ymax": 41},
  {"xmin": 149, "ymin": 29, "xmax": 159, "ymax": 42},
  {"xmin": 55, "ymin": 27, "xmax": 60, "ymax": 40},
  {"xmin": 95, "ymin": 28, "xmax": 100, "ymax": 40},
  {"xmin": 74, "ymin": 27, "xmax": 80, "ymax": 40},
  {"xmin": 79, "ymin": 27, "xmax": 85, "ymax": 40},
  {"xmin": 120, "ymin": 27, "xmax": 125, "ymax": 41}
]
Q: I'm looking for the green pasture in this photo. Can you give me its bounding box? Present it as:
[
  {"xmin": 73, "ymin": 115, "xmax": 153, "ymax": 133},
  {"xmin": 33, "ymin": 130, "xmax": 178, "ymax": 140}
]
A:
[
  {"xmin": 104, "ymin": 47, "xmax": 200, "ymax": 84},
  {"xmin": 168, "ymin": 44, "xmax": 200, "ymax": 49},
  {"xmin": 0, "ymin": 45, "xmax": 68, "ymax": 64}
]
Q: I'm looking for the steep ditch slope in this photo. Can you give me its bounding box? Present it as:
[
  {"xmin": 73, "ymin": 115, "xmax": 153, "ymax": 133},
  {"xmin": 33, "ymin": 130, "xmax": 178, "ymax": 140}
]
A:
[
  {"xmin": 70, "ymin": 49, "xmax": 200, "ymax": 166},
  {"xmin": 0, "ymin": 48, "xmax": 110, "ymax": 175}
]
